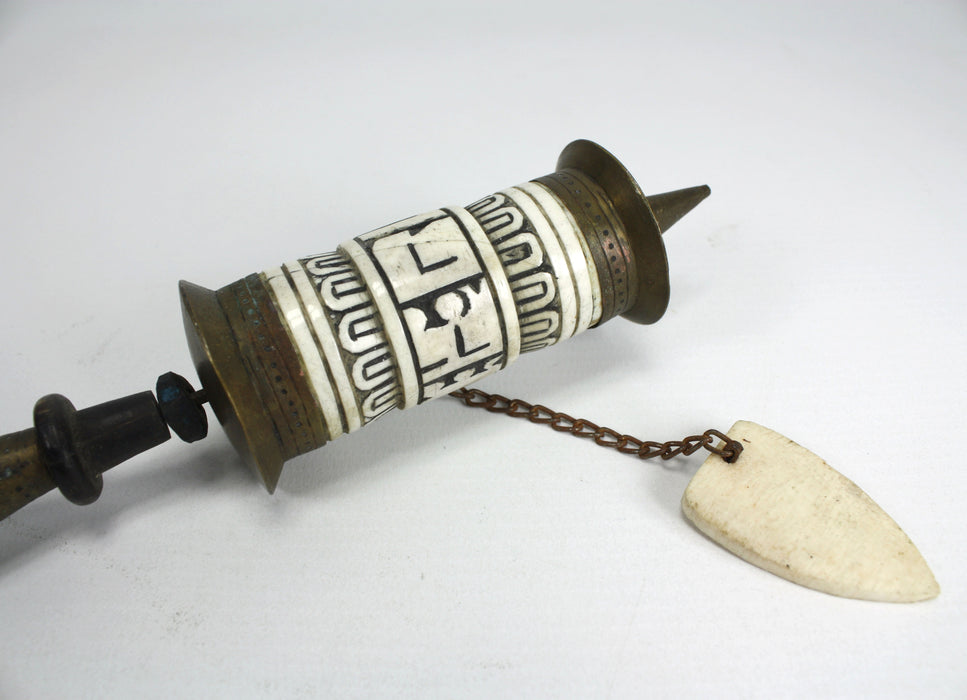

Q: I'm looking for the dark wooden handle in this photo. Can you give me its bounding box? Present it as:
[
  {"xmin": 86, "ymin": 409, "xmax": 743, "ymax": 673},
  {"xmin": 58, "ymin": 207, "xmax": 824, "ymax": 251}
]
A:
[{"xmin": 0, "ymin": 374, "xmax": 209, "ymax": 521}]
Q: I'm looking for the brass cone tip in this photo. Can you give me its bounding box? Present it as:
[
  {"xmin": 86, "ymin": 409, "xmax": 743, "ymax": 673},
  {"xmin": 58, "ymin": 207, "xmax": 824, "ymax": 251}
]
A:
[{"xmin": 646, "ymin": 185, "xmax": 711, "ymax": 235}]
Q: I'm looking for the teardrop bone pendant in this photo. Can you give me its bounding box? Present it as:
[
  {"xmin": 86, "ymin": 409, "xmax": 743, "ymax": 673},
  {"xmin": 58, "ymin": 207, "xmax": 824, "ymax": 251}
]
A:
[{"xmin": 682, "ymin": 421, "xmax": 939, "ymax": 602}]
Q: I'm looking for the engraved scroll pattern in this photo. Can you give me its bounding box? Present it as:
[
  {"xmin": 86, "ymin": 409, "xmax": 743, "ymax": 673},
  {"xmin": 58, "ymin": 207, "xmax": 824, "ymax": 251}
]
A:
[
  {"xmin": 299, "ymin": 252, "xmax": 402, "ymax": 426},
  {"xmin": 344, "ymin": 211, "xmax": 509, "ymax": 405},
  {"xmin": 467, "ymin": 192, "xmax": 565, "ymax": 352}
]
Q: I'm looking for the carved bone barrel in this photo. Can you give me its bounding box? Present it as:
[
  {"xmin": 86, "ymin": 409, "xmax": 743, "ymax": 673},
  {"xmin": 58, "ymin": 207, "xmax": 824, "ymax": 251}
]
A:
[{"xmin": 180, "ymin": 140, "xmax": 709, "ymax": 491}]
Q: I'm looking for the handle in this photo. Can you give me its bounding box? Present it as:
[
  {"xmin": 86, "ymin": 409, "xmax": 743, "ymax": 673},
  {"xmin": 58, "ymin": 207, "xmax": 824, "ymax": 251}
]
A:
[
  {"xmin": 0, "ymin": 373, "xmax": 208, "ymax": 521},
  {"xmin": 0, "ymin": 427, "xmax": 55, "ymax": 520}
]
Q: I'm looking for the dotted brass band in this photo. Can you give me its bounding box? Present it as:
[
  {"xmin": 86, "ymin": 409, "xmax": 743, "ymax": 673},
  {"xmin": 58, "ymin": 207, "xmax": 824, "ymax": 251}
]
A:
[
  {"xmin": 535, "ymin": 170, "xmax": 638, "ymax": 323},
  {"xmin": 215, "ymin": 275, "xmax": 328, "ymax": 458}
]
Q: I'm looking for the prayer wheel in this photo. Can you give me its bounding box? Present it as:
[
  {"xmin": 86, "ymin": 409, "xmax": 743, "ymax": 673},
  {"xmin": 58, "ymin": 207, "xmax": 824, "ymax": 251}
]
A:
[
  {"xmin": 0, "ymin": 139, "xmax": 709, "ymax": 517},
  {"xmin": 181, "ymin": 139, "xmax": 708, "ymax": 490}
]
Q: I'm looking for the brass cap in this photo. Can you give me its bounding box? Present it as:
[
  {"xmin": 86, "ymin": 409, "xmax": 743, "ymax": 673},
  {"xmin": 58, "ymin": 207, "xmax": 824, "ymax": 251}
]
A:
[{"xmin": 556, "ymin": 139, "xmax": 709, "ymax": 325}]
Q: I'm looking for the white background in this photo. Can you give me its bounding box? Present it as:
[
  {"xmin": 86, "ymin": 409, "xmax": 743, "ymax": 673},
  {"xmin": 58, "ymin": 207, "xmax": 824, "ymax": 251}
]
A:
[{"xmin": 1, "ymin": 1, "xmax": 965, "ymax": 697}]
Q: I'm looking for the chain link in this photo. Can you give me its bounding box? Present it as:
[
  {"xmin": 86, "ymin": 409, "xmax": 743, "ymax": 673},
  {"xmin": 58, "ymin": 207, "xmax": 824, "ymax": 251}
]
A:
[{"xmin": 449, "ymin": 387, "xmax": 743, "ymax": 464}]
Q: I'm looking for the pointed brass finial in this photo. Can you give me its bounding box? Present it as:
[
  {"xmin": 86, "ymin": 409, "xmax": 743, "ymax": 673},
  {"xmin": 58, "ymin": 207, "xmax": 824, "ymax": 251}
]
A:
[{"xmin": 646, "ymin": 185, "xmax": 711, "ymax": 235}]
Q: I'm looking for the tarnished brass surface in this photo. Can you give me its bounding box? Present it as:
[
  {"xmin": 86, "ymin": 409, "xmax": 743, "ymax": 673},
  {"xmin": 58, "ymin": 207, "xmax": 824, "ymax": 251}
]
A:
[
  {"xmin": 535, "ymin": 169, "xmax": 638, "ymax": 324},
  {"xmin": 182, "ymin": 282, "xmax": 282, "ymax": 492},
  {"xmin": 644, "ymin": 186, "xmax": 712, "ymax": 236},
  {"xmin": 217, "ymin": 276, "xmax": 328, "ymax": 459},
  {"xmin": 0, "ymin": 427, "xmax": 54, "ymax": 520},
  {"xmin": 555, "ymin": 139, "xmax": 670, "ymax": 325},
  {"xmin": 182, "ymin": 274, "xmax": 331, "ymax": 492}
]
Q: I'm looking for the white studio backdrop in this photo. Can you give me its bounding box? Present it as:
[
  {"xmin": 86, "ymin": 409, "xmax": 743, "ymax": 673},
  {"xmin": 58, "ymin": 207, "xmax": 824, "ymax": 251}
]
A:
[{"xmin": 1, "ymin": 1, "xmax": 965, "ymax": 698}]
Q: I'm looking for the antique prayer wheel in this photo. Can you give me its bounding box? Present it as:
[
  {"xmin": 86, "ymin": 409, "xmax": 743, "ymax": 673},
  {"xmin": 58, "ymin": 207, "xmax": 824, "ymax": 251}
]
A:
[
  {"xmin": 1, "ymin": 140, "xmax": 943, "ymax": 606},
  {"xmin": 181, "ymin": 139, "xmax": 708, "ymax": 491},
  {"xmin": 0, "ymin": 139, "xmax": 710, "ymax": 516}
]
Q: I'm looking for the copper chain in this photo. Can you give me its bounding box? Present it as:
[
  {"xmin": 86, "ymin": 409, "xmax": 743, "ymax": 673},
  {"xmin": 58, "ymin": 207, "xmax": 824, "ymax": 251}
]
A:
[{"xmin": 449, "ymin": 387, "xmax": 743, "ymax": 464}]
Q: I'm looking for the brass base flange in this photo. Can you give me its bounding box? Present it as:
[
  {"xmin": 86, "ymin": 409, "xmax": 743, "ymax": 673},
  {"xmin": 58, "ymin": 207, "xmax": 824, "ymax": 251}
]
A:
[{"xmin": 180, "ymin": 280, "xmax": 288, "ymax": 492}]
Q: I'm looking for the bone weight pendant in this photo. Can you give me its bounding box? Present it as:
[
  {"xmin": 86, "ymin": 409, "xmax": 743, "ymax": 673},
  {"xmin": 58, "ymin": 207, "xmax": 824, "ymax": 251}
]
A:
[
  {"xmin": 0, "ymin": 139, "xmax": 710, "ymax": 517},
  {"xmin": 683, "ymin": 421, "xmax": 940, "ymax": 602}
]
